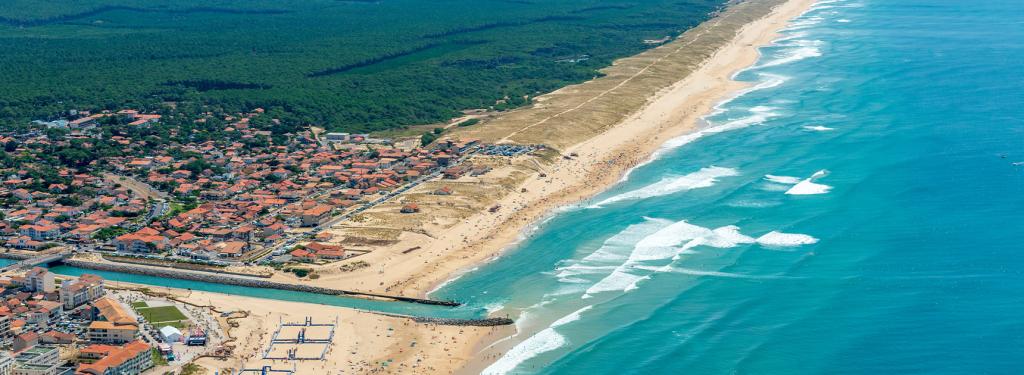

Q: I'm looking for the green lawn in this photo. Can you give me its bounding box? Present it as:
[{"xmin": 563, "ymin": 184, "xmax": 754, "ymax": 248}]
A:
[
  {"xmin": 130, "ymin": 301, "xmax": 148, "ymax": 309},
  {"xmin": 136, "ymin": 305, "xmax": 188, "ymax": 323}
]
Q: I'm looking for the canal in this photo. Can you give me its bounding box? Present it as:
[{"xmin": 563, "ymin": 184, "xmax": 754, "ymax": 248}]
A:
[{"xmin": 0, "ymin": 259, "xmax": 486, "ymax": 319}]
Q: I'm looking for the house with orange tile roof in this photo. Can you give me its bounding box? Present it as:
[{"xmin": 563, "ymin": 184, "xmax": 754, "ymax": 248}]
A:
[
  {"xmin": 300, "ymin": 205, "xmax": 333, "ymax": 227},
  {"xmin": 306, "ymin": 242, "xmax": 346, "ymax": 260},
  {"xmin": 289, "ymin": 248, "xmax": 317, "ymax": 262},
  {"xmin": 214, "ymin": 241, "xmax": 248, "ymax": 258},
  {"xmin": 87, "ymin": 298, "xmax": 138, "ymax": 344},
  {"xmin": 75, "ymin": 340, "xmax": 152, "ymax": 375},
  {"xmin": 13, "ymin": 331, "xmax": 37, "ymax": 352},
  {"xmin": 113, "ymin": 229, "xmax": 168, "ymax": 253},
  {"xmin": 18, "ymin": 224, "xmax": 59, "ymax": 241}
]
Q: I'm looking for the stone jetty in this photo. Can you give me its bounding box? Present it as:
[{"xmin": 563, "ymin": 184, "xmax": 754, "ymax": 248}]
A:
[{"xmin": 62, "ymin": 259, "xmax": 460, "ymax": 306}]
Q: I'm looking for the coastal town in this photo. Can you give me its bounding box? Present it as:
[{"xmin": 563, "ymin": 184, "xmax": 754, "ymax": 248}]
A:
[
  {"xmin": 0, "ymin": 105, "xmax": 545, "ymax": 373},
  {"xmin": 0, "ymin": 0, "xmax": 829, "ymax": 373},
  {"xmin": 0, "ymin": 267, "xmax": 222, "ymax": 374},
  {"xmin": 0, "ymin": 103, "xmax": 548, "ymax": 373},
  {"xmin": 2, "ymin": 107, "xmax": 538, "ymax": 273}
]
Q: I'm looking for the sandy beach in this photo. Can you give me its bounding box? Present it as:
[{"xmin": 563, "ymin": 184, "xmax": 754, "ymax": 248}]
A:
[
  {"xmin": 112, "ymin": 286, "xmax": 508, "ymax": 374},
  {"xmin": 297, "ymin": 0, "xmax": 818, "ymax": 300},
  {"xmin": 107, "ymin": 0, "xmax": 819, "ymax": 373},
  {"xmin": 248, "ymin": 0, "xmax": 816, "ymax": 372}
]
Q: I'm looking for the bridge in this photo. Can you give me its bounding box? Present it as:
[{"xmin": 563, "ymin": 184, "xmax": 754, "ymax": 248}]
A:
[{"xmin": 0, "ymin": 250, "xmax": 71, "ymax": 274}]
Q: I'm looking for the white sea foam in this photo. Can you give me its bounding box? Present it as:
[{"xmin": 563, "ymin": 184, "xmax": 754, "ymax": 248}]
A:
[
  {"xmin": 654, "ymin": 104, "xmax": 782, "ymax": 157},
  {"xmin": 583, "ymin": 220, "xmax": 710, "ymax": 296},
  {"xmin": 484, "ymin": 301, "xmax": 507, "ymax": 314},
  {"xmin": 482, "ymin": 327, "xmax": 567, "ymax": 375},
  {"xmin": 785, "ymin": 170, "xmax": 832, "ymax": 195},
  {"xmin": 425, "ymin": 266, "xmax": 476, "ymax": 298},
  {"xmin": 628, "ymin": 220, "xmax": 714, "ymax": 261},
  {"xmin": 784, "ymin": 15, "xmax": 825, "ymax": 32},
  {"xmin": 717, "ymin": 73, "xmax": 790, "ymax": 110},
  {"xmin": 710, "ymin": 106, "xmax": 782, "ymax": 131},
  {"xmin": 584, "ymin": 269, "xmax": 646, "ymax": 296},
  {"xmin": 786, "ymin": 181, "xmax": 827, "ymax": 196},
  {"xmin": 771, "ymin": 31, "xmax": 810, "ymax": 44},
  {"xmin": 636, "ymin": 266, "xmax": 786, "ymax": 280},
  {"xmin": 764, "ymin": 175, "xmax": 802, "ymax": 184},
  {"xmin": 803, "ymin": 125, "xmax": 835, "ymax": 131},
  {"xmin": 811, "ymin": 0, "xmax": 849, "ymax": 12},
  {"xmin": 584, "ymin": 221, "xmax": 762, "ymax": 297},
  {"xmin": 551, "ymin": 305, "xmax": 594, "ymax": 328},
  {"xmin": 554, "ymin": 219, "xmax": 670, "ymax": 282},
  {"xmin": 707, "ymin": 225, "xmax": 756, "ymax": 248},
  {"xmin": 757, "ymin": 42, "xmax": 823, "ymax": 68},
  {"xmin": 786, "ymin": 180, "xmax": 832, "ymax": 195},
  {"xmin": 619, "ymin": 74, "xmax": 789, "ymax": 183},
  {"xmin": 726, "ymin": 199, "xmax": 782, "ymax": 208},
  {"xmin": 592, "ymin": 166, "xmax": 738, "ymax": 207},
  {"xmin": 837, "ymin": 19, "xmax": 851, "ymax": 23},
  {"xmin": 756, "ymin": 231, "xmax": 819, "ymax": 247}
]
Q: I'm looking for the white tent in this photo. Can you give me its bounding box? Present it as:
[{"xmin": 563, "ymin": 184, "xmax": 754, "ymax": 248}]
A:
[{"xmin": 160, "ymin": 326, "xmax": 183, "ymax": 342}]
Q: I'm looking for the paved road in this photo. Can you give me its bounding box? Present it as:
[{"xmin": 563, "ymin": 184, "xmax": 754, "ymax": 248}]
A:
[{"xmin": 255, "ymin": 148, "xmax": 483, "ymax": 262}]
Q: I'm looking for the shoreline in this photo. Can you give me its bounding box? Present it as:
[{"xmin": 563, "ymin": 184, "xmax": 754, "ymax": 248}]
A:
[
  {"xmin": 0, "ymin": 1, "xmax": 818, "ymax": 373},
  {"xmin": 393, "ymin": 0, "xmax": 817, "ymax": 301},
  {"xmin": 255, "ymin": 0, "xmax": 814, "ymax": 307},
  {"xmin": 428, "ymin": 0, "xmax": 819, "ymax": 372},
  {"xmin": 408, "ymin": 0, "xmax": 817, "ymax": 298}
]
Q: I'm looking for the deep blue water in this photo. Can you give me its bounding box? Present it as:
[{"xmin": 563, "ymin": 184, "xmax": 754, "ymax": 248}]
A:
[{"xmin": 435, "ymin": 0, "xmax": 1024, "ymax": 373}]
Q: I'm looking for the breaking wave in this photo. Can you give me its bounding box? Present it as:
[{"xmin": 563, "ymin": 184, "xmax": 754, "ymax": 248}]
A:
[
  {"xmin": 583, "ymin": 220, "xmax": 766, "ymax": 297},
  {"xmin": 756, "ymin": 231, "xmax": 820, "ymax": 246},
  {"xmin": 803, "ymin": 125, "xmax": 835, "ymax": 131},
  {"xmin": 592, "ymin": 166, "xmax": 739, "ymax": 207},
  {"xmin": 785, "ymin": 169, "xmax": 832, "ymax": 195},
  {"xmin": 551, "ymin": 305, "xmax": 594, "ymax": 328},
  {"xmin": 623, "ymin": 74, "xmax": 789, "ymax": 182},
  {"xmin": 764, "ymin": 175, "xmax": 802, "ymax": 184},
  {"xmin": 756, "ymin": 39, "xmax": 824, "ymax": 68},
  {"xmin": 554, "ymin": 218, "xmax": 671, "ymax": 282},
  {"xmin": 482, "ymin": 327, "xmax": 567, "ymax": 375}
]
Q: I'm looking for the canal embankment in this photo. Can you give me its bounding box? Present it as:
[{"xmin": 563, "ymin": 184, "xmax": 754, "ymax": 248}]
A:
[{"xmin": 61, "ymin": 258, "xmax": 461, "ymax": 306}]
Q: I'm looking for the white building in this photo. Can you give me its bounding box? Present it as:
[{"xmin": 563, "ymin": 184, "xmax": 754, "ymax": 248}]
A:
[
  {"xmin": 24, "ymin": 268, "xmax": 54, "ymax": 294},
  {"xmin": 0, "ymin": 351, "xmax": 13, "ymax": 375},
  {"xmin": 11, "ymin": 346, "xmax": 58, "ymax": 375},
  {"xmin": 324, "ymin": 132, "xmax": 350, "ymax": 142},
  {"xmin": 59, "ymin": 274, "xmax": 105, "ymax": 309},
  {"xmin": 159, "ymin": 326, "xmax": 182, "ymax": 343}
]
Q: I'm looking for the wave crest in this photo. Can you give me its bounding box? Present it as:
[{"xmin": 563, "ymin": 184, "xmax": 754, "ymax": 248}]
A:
[{"xmin": 592, "ymin": 166, "xmax": 738, "ymax": 207}]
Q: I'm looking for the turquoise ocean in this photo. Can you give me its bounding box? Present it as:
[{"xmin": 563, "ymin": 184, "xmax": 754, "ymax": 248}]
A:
[{"xmin": 434, "ymin": 0, "xmax": 1024, "ymax": 373}]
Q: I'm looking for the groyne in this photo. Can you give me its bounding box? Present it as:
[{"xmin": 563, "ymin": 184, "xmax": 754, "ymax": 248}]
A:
[
  {"xmin": 411, "ymin": 317, "xmax": 515, "ymax": 326},
  {"xmin": 61, "ymin": 259, "xmax": 460, "ymax": 307}
]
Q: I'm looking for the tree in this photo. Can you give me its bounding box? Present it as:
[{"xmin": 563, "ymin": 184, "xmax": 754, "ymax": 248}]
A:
[
  {"xmin": 56, "ymin": 196, "xmax": 82, "ymax": 207},
  {"xmin": 420, "ymin": 132, "xmax": 437, "ymax": 146},
  {"xmin": 93, "ymin": 227, "xmax": 128, "ymax": 241}
]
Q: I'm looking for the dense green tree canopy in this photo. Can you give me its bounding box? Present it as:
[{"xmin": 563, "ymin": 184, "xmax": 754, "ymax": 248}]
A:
[{"xmin": 0, "ymin": 0, "xmax": 724, "ymax": 132}]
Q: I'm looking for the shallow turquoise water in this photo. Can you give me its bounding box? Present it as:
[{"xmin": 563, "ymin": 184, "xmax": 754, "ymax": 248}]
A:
[
  {"xmin": 30, "ymin": 261, "xmax": 487, "ymax": 319},
  {"xmin": 435, "ymin": 0, "xmax": 1024, "ymax": 373}
]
